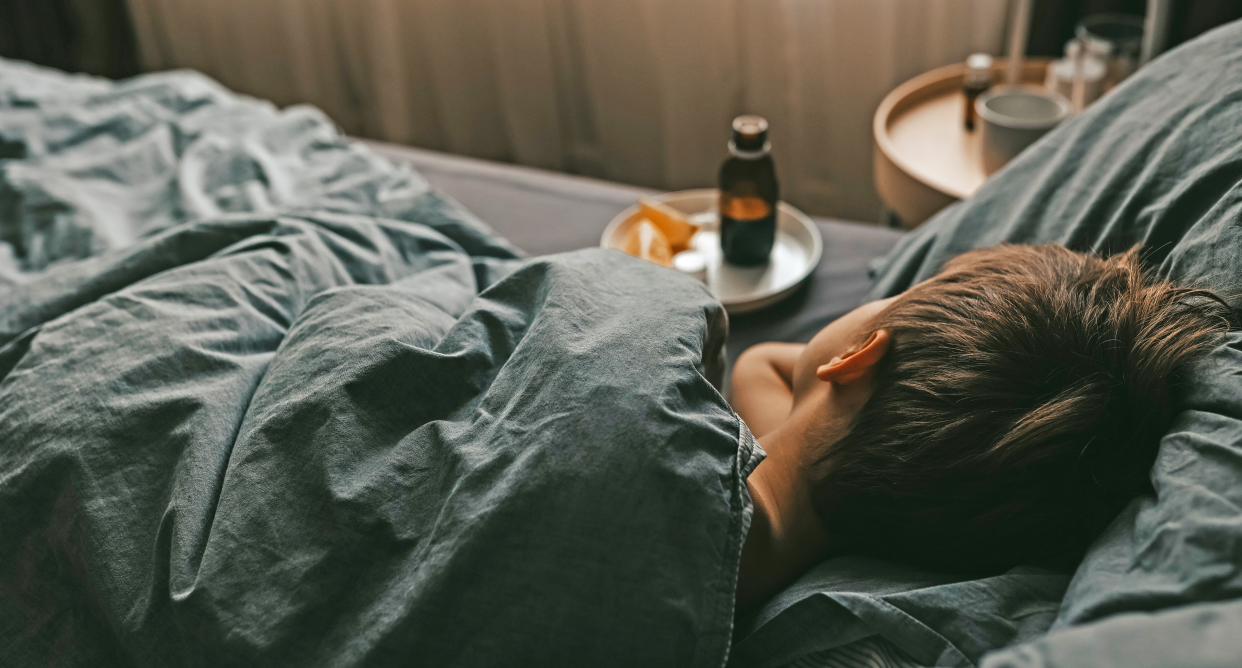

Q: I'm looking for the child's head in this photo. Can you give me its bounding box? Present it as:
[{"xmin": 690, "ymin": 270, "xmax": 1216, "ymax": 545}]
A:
[{"xmin": 801, "ymin": 244, "xmax": 1233, "ymax": 572}]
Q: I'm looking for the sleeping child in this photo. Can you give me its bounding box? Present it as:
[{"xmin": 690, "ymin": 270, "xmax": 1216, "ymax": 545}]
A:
[{"xmin": 728, "ymin": 244, "xmax": 1234, "ymax": 608}]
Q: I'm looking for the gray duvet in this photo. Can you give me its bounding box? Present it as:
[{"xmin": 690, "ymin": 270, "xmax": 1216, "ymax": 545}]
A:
[{"xmin": 0, "ymin": 61, "xmax": 752, "ymax": 666}]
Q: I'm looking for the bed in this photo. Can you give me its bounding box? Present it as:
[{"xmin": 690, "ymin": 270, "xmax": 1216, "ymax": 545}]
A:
[{"xmin": 3, "ymin": 18, "xmax": 1242, "ymax": 668}]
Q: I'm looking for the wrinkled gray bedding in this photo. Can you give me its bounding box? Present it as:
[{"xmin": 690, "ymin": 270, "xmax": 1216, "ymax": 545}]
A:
[{"xmin": 0, "ymin": 61, "xmax": 752, "ymax": 667}]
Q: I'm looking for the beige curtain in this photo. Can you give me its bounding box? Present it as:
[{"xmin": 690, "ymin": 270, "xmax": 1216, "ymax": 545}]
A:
[{"xmin": 125, "ymin": 0, "xmax": 1006, "ymax": 221}]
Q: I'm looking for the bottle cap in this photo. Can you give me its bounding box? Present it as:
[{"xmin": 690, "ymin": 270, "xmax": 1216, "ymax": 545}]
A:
[
  {"xmin": 731, "ymin": 115, "xmax": 769, "ymax": 154},
  {"xmin": 965, "ymin": 53, "xmax": 993, "ymax": 86},
  {"xmin": 966, "ymin": 53, "xmax": 994, "ymax": 70}
]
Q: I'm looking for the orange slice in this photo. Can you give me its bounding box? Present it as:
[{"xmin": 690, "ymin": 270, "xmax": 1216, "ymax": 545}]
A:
[
  {"xmin": 622, "ymin": 219, "xmax": 673, "ymax": 267},
  {"xmin": 639, "ymin": 198, "xmax": 699, "ymax": 251}
]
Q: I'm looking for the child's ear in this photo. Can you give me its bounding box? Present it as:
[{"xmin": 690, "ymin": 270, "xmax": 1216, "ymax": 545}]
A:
[{"xmin": 816, "ymin": 330, "xmax": 891, "ymax": 386}]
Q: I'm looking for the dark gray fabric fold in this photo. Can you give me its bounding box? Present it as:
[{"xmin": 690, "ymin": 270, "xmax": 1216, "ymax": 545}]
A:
[{"xmin": 0, "ymin": 59, "xmax": 754, "ymax": 668}]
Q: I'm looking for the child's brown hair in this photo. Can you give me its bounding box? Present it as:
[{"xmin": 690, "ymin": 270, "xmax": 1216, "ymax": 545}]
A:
[{"xmin": 811, "ymin": 245, "xmax": 1235, "ymax": 571}]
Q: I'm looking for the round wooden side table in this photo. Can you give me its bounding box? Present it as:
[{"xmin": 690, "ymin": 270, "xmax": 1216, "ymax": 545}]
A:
[{"xmin": 873, "ymin": 58, "xmax": 1052, "ymax": 228}]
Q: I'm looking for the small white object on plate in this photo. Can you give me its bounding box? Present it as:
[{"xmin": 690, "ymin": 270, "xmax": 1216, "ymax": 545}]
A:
[
  {"xmin": 672, "ymin": 250, "xmax": 708, "ymax": 283},
  {"xmin": 601, "ymin": 189, "xmax": 823, "ymax": 314}
]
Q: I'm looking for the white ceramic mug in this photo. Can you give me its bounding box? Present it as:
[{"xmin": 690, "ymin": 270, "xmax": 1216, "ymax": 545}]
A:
[{"xmin": 976, "ymin": 87, "xmax": 1071, "ymax": 174}]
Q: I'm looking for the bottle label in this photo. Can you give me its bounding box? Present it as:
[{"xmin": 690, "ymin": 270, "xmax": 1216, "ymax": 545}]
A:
[
  {"xmin": 720, "ymin": 193, "xmax": 776, "ymax": 266},
  {"xmin": 721, "ymin": 195, "xmax": 772, "ymax": 221}
]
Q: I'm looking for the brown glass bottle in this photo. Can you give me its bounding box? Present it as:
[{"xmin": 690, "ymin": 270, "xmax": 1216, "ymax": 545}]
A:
[
  {"xmin": 962, "ymin": 53, "xmax": 993, "ymax": 131},
  {"xmin": 719, "ymin": 115, "xmax": 778, "ymax": 266}
]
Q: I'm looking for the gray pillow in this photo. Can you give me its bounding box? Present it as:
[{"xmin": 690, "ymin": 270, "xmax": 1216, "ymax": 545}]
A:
[{"xmin": 865, "ymin": 19, "xmax": 1242, "ymax": 668}]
